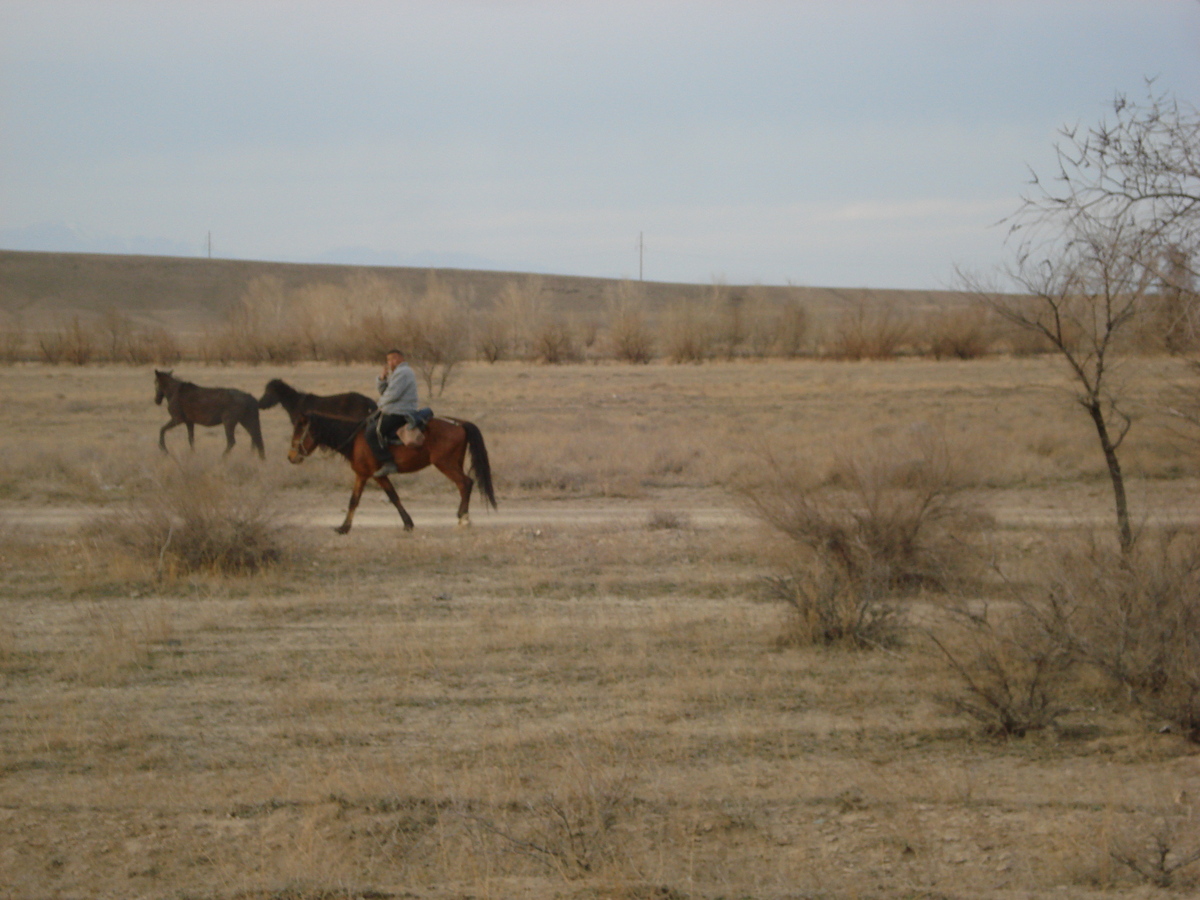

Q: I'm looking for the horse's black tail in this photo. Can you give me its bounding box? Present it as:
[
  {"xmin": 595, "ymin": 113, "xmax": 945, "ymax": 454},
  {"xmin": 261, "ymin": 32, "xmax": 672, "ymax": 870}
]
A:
[{"xmin": 462, "ymin": 421, "xmax": 497, "ymax": 509}]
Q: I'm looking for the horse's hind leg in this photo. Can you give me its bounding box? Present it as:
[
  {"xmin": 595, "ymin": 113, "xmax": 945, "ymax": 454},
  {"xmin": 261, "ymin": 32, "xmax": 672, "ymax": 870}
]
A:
[
  {"xmin": 377, "ymin": 477, "xmax": 415, "ymax": 531},
  {"xmin": 433, "ymin": 458, "xmax": 474, "ymax": 526},
  {"xmin": 222, "ymin": 419, "xmax": 237, "ymax": 455},
  {"xmin": 186, "ymin": 422, "xmax": 196, "ymax": 449}
]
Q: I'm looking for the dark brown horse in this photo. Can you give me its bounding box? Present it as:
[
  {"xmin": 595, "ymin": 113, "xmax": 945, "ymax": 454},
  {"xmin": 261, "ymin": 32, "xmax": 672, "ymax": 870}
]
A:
[
  {"xmin": 258, "ymin": 378, "xmax": 376, "ymax": 425},
  {"xmin": 154, "ymin": 369, "xmax": 265, "ymax": 458},
  {"xmin": 288, "ymin": 411, "xmax": 496, "ymax": 532}
]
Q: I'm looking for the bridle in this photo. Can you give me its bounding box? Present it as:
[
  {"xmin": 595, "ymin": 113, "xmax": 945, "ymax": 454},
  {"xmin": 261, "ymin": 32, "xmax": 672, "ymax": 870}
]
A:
[
  {"xmin": 289, "ymin": 415, "xmax": 368, "ymax": 462},
  {"xmin": 288, "ymin": 420, "xmax": 315, "ymax": 462}
]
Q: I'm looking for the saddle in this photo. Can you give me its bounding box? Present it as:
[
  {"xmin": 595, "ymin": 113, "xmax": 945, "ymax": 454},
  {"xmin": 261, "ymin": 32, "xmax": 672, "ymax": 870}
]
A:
[{"xmin": 384, "ymin": 407, "xmax": 434, "ymax": 447}]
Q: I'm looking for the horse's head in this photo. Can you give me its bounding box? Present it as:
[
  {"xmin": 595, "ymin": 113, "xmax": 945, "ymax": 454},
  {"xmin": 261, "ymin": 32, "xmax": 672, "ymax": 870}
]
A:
[
  {"xmin": 153, "ymin": 369, "xmax": 173, "ymax": 406},
  {"xmin": 288, "ymin": 414, "xmax": 316, "ymax": 465},
  {"xmin": 258, "ymin": 379, "xmax": 281, "ymax": 410}
]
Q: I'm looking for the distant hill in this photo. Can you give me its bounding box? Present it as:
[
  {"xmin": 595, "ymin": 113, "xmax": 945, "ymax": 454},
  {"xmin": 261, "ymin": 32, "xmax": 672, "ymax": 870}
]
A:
[{"xmin": 0, "ymin": 249, "xmax": 968, "ymax": 334}]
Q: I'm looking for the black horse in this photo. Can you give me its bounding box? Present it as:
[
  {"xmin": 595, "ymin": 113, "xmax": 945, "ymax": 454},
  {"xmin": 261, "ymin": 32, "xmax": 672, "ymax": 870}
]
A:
[
  {"xmin": 154, "ymin": 369, "xmax": 265, "ymax": 458},
  {"xmin": 258, "ymin": 378, "xmax": 377, "ymax": 425}
]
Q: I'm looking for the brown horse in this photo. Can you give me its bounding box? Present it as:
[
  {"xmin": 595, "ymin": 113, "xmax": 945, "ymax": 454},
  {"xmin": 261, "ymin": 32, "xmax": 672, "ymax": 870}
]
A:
[
  {"xmin": 258, "ymin": 377, "xmax": 376, "ymax": 425},
  {"xmin": 154, "ymin": 369, "xmax": 265, "ymax": 458},
  {"xmin": 288, "ymin": 411, "xmax": 496, "ymax": 533}
]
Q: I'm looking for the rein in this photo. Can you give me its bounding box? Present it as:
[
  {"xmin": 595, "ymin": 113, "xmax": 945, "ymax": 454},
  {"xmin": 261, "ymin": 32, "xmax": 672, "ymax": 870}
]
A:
[{"xmin": 294, "ymin": 414, "xmax": 369, "ymax": 458}]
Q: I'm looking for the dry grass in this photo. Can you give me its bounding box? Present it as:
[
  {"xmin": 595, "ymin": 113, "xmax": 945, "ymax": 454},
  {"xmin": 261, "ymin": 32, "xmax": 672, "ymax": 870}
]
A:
[
  {"xmin": 89, "ymin": 456, "xmax": 294, "ymax": 577},
  {"xmin": 2, "ymin": 358, "xmax": 1200, "ymax": 899}
]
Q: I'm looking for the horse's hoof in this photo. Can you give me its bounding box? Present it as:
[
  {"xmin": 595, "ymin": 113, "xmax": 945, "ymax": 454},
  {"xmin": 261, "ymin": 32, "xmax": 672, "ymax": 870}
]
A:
[
  {"xmin": 334, "ymin": 525, "xmax": 351, "ymax": 535},
  {"xmin": 457, "ymin": 515, "xmax": 471, "ymax": 528}
]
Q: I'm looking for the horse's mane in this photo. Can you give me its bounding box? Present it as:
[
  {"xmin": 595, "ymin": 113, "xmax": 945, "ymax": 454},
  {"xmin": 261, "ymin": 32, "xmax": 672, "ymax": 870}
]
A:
[
  {"xmin": 303, "ymin": 411, "xmax": 364, "ymax": 459},
  {"xmin": 264, "ymin": 378, "xmax": 305, "ymax": 409},
  {"xmin": 156, "ymin": 371, "xmax": 193, "ymax": 393}
]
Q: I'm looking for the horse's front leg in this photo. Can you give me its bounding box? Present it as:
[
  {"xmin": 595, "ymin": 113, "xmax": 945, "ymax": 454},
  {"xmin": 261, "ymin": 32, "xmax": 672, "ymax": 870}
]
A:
[
  {"xmin": 159, "ymin": 418, "xmax": 180, "ymax": 453},
  {"xmin": 336, "ymin": 474, "xmax": 369, "ymax": 535},
  {"xmin": 222, "ymin": 418, "xmax": 237, "ymax": 455},
  {"xmin": 376, "ymin": 477, "xmax": 415, "ymax": 531},
  {"xmin": 186, "ymin": 422, "xmax": 196, "ymax": 449}
]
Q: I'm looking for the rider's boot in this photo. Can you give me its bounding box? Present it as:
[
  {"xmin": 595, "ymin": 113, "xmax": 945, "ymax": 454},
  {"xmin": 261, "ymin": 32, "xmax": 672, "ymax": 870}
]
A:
[{"xmin": 373, "ymin": 458, "xmax": 399, "ymax": 478}]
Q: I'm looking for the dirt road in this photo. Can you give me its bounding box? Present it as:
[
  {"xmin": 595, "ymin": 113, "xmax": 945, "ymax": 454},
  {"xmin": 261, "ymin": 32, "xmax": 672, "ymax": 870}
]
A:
[{"xmin": 3, "ymin": 478, "xmax": 1197, "ymax": 533}]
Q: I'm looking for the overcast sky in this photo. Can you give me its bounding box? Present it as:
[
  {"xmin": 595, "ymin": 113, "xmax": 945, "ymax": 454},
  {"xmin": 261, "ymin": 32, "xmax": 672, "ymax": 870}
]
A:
[{"xmin": 2, "ymin": 1, "xmax": 1199, "ymax": 288}]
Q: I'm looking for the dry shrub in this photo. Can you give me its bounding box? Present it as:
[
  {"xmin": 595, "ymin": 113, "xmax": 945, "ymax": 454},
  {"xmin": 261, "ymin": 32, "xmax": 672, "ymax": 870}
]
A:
[
  {"xmin": 709, "ymin": 281, "xmax": 747, "ymax": 360},
  {"xmin": 662, "ymin": 299, "xmax": 716, "ymax": 363},
  {"xmin": 1163, "ymin": 360, "xmax": 1200, "ymax": 448},
  {"xmin": 532, "ymin": 314, "xmax": 581, "ymax": 364},
  {"xmin": 490, "ymin": 276, "xmax": 546, "ymax": 361},
  {"xmin": 1109, "ymin": 813, "xmax": 1200, "ymax": 888},
  {"xmin": 922, "ymin": 305, "xmax": 996, "ymax": 360},
  {"xmin": 196, "ymin": 272, "xmax": 469, "ymax": 383},
  {"xmin": 745, "ymin": 426, "xmax": 986, "ymax": 647},
  {"xmin": 57, "ymin": 602, "xmax": 174, "ymax": 686},
  {"xmin": 97, "ymin": 306, "xmax": 133, "ymax": 361},
  {"xmin": 93, "ymin": 459, "xmax": 291, "ymax": 577},
  {"xmin": 124, "ymin": 325, "xmax": 183, "ymax": 365},
  {"xmin": 0, "ymin": 316, "xmax": 25, "ymax": 363},
  {"xmin": 474, "ymin": 309, "xmax": 511, "ymax": 362},
  {"xmin": 1134, "ymin": 246, "xmax": 1200, "ymax": 355},
  {"xmin": 316, "ymin": 273, "xmax": 406, "ymax": 362},
  {"xmin": 773, "ymin": 299, "xmax": 810, "ymax": 358},
  {"xmin": 762, "ymin": 558, "xmax": 904, "ymax": 649},
  {"xmin": 38, "ymin": 315, "xmax": 95, "ymax": 365},
  {"xmin": 828, "ymin": 297, "xmax": 911, "ymax": 360},
  {"xmin": 605, "ymin": 280, "xmax": 654, "ymax": 363},
  {"xmin": 646, "ymin": 509, "xmax": 690, "ymax": 531},
  {"xmin": 407, "ymin": 275, "xmax": 469, "ymax": 395},
  {"xmin": 464, "ymin": 746, "xmax": 634, "ymax": 878},
  {"xmin": 90, "ymin": 307, "xmax": 183, "ymax": 365},
  {"xmin": 219, "ymin": 275, "xmax": 304, "ymax": 363},
  {"xmin": 742, "ymin": 288, "xmax": 810, "ymax": 359},
  {"xmin": 1040, "ymin": 531, "xmax": 1200, "ymax": 740},
  {"xmin": 990, "ymin": 294, "xmax": 1081, "ymax": 356},
  {"xmin": 926, "ymin": 602, "xmax": 1075, "ymax": 737},
  {"xmin": 1131, "ymin": 295, "xmax": 1200, "ymax": 355}
]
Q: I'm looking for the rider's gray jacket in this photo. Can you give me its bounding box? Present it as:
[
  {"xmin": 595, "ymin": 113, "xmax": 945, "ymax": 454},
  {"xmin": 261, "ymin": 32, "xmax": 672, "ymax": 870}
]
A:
[{"xmin": 377, "ymin": 363, "xmax": 419, "ymax": 417}]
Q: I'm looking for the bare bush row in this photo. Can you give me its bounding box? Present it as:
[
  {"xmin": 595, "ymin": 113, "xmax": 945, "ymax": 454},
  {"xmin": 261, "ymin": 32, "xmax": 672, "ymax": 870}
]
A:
[
  {"xmin": 2, "ymin": 309, "xmax": 183, "ymax": 366},
  {"xmin": 4, "ymin": 272, "xmax": 1197, "ymax": 370}
]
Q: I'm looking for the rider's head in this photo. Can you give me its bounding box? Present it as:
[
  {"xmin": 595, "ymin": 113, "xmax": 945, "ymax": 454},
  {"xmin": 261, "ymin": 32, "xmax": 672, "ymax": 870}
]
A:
[{"xmin": 385, "ymin": 349, "xmax": 404, "ymax": 370}]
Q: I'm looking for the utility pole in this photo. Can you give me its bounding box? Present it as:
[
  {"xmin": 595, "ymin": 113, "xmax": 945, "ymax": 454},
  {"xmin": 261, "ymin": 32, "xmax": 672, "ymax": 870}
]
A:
[
  {"xmin": 207, "ymin": 231, "xmax": 212, "ymax": 259},
  {"xmin": 638, "ymin": 231, "xmax": 644, "ymax": 281}
]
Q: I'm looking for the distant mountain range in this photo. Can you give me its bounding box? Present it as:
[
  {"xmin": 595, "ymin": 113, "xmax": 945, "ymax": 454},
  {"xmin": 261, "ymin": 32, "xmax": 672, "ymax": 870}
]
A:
[{"xmin": 0, "ymin": 224, "xmax": 529, "ymax": 273}]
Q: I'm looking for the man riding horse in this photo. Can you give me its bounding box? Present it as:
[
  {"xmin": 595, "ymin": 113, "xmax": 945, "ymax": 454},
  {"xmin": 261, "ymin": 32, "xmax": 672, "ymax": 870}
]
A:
[{"xmin": 368, "ymin": 348, "xmax": 427, "ymax": 477}]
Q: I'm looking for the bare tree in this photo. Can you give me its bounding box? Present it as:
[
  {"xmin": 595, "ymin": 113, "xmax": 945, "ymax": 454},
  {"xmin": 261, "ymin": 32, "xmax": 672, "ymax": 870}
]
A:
[
  {"xmin": 408, "ymin": 275, "xmax": 469, "ymax": 396},
  {"xmin": 1016, "ymin": 84, "xmax": 1200, "ymax": 351},
  {"xmin": 986, "ymin": 224, "xmax": 1157, "ymax": 551},
  {"xmin": 968, "ymin": 86, "xmax": 1200, "ymax": 553},
  {"xmin": 1020, "ymin": 84, "xmax": 1200, "ymax": 244}
]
